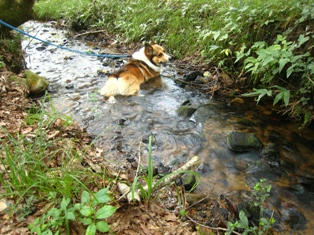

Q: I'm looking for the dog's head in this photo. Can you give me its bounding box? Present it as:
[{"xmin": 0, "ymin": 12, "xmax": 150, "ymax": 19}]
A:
[
  {"xmin": 144, "ymin": 43, "xmax": 170, "ymax": 66},
  {"xmin": 132, "ymin": 43, "xmax": 170, "ymax": 71}
]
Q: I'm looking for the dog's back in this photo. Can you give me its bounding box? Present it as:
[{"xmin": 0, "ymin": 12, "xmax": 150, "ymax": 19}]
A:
[{"xmin": 100, "ymin": 44, "xmax": 169, "ymax": 98}]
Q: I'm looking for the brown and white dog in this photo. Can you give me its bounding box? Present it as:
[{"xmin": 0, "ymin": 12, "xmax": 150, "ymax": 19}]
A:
[{"xmin": 100, "ymin": 44, "xmax": 170, "ymax": 100}]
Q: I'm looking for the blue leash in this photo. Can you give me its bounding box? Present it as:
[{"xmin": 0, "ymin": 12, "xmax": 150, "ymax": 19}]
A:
[{"xmin": 0, "ymin": 19, "xmax": 130, "ymax": 59}]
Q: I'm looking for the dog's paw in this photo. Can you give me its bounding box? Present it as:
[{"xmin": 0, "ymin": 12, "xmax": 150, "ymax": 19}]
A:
[{"xmin": 107, "ymin": 96, "xmax": 116, "ymax": 104}]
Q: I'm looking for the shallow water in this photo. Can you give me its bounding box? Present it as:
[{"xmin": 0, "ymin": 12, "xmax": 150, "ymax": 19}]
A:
[{"xmin": 22, "ymin": 21, "xmax": 314, "ymax": 233}]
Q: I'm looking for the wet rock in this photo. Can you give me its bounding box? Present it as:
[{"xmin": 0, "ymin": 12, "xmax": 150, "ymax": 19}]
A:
[
  {"xmin": 281, "ymin": 203, "xmax": 307, "ymax": 230},
  {"xmin": 183, "ymin": 71, "xmax": 202, "ymax": 82},
  {"xmin": 176, "ymin": 105, "xmax": 197, "ymax": 118},
  {"xmin": 36, "ymin": 46, "xmax": 47, "ymax": 51},
  {"xmin": 227, "ymin": 132, "xmax": 262, "ymax": 152},
  {"xmin": 65, "ymin": 83, "xmax": 74, "ymax": 89},
  {"xmin": 25, "ymin": 70, "xmax": 49, "ymax": 96},
  {"xmin": 195, "ymin": 75, "xmax": 209, "ymax": 84}
]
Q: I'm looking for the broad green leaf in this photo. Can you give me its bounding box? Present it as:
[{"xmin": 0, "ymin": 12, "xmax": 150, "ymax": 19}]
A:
[
  {"xmin": 286, "ymin": 65, "xmax": 295, "ymax": 78},
  {"xmin": 212, "ymin": 31, "xmax": 220, "ymax": 41},
  {"xmin": 279, "ymin": 58, "xmax": 290, "ymax": 73},
  {"xmin": 298, "ymin": 34, "xmax": 309, "ymax": 47},
  {"xmin": 80, "ymin": 217, "xmax": 93, "ymax": 226},
  {"xmin": 86, "ymin": 223, "xmax": 96, "ymax": 235},
  {"xmin": 273, "ymin": 92, "xmax": 283, "ymax": 106},
  {"xmin": 95, "ymin": 188, "xmax": 111, "ymax": 203},
  {"xmin": 81, "ymin": 191, "xmax": 90, "ymax": 204},
  {"xmin": 65, "ymin": 211, "xmax": 75, "ymax": 220},
  {"xmin": 239, "ymin": 210, "xmax": 248, "ymax": 228},
  {"xmin": 48, "ymin": 208, "xmax": 61, "ymax": 218},
  {"xmin": 61, "ymin": 198, "xmax": 70, "ymax": 211},
  {"xmin": 95, "ymin": 205, "xmax": 116, "ymax": 219},
  {"xmin": 283, "ymin": 90, "xmax": 290, "ymax": 107},
  {"xmin": 80, "ymin": 205, "xmax": 93, "ymax": 217},
  {"xmin": 96, "ymin": 221, "xmax": 110, "ymax": 233},
  {"xmin": 304, "ymin": 111, "xmax": 311, "ymax": 125}
]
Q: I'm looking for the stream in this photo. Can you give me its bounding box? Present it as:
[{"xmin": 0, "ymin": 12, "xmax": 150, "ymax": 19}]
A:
[{"xmin": 22, "ymin": 21, "xmax": 314, "ymax": 233}]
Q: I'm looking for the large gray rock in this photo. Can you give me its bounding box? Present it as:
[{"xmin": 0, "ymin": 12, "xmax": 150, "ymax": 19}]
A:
[{"xmin": 227, "ymin": 132, "xmax": 262, "ymax": 152}]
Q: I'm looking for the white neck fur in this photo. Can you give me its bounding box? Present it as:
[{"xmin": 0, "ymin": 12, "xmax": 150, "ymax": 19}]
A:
[{"xmin": 132, "ymin": 47, "xmax": 160, "ymax": 72}]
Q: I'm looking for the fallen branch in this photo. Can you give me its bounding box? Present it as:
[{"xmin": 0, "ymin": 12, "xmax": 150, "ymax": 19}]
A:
[
  {"xmin": 74, "ymin": 30, "xmax": 107, "ymax": 39},
  {"xmin": 118, "ymin": 156, "xmax": 201, "ymax": 203},
  {"xmin": 144, "ymin": 155, "xmax": 201, "ymax": 192}
]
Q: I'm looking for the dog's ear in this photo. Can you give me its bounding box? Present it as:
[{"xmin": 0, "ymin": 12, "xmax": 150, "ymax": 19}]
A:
[{"xmin": 144, "ymin": 44, "xmax": 154, "ymax": 58}]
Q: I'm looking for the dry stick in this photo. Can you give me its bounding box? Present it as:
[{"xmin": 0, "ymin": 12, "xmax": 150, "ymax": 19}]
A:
[
  {"xmin": 186, "ymin": 215, "xmax": 241, "ymax": 235},
  {"xmin": 120, "ymin": 156, "xmax": 201, "ymax": 203},
  {"xmin": 185, "ymin": 194, "xmax": 212, "ymax": 211},
  {"xmin": 142, "ymin": 155, "xmax": 201, "ymax": 192},
  {"xmin": 74, "ymin": 30, "xmax": 107, "ymax": 39}
]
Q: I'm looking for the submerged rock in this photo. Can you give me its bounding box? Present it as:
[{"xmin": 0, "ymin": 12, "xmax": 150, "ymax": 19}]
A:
[
  {"xmin": 25, "ymin": 70, "xmax": 49, "ymax": 95},
  {"xmin": 183, "ymin": 71, "xmax": 202, "ymax": 82},
  {"xmin": 227, "ymin": 132, "xmax": 262, "ymax": 152},
  {"xmin": 177, "ymin": 105, "xmax": 197, "ymax": 118}
]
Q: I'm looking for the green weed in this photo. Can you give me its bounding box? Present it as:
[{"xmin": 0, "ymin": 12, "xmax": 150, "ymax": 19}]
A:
[
  {"xmin": 28, "ymin": 188, "xmax": 116, "ymax": 235},
  {"xmin": 226, "ymin": 179, "xmax": 275, "ymax": 235},
  {"xmin": 131, "ymin": 136, "xmax": 200, "ymax": 202}
]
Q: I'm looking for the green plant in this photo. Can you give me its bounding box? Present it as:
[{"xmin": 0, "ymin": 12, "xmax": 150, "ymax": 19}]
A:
[
  {"xmin": 132, "ymin": 135, "xmax": 155, "ymax": 201},
  {"xmin": 240, "ymin": 35, "xmax": 312, "ymax": 85},
  {"xmin": 131, "ymin": 136, "xmax": 200, "ymax": 202},
  {"xmin": 0, "ymin": 55, "xmax": 4, "ymax": 68},
  {"xmin": 28, "ymin": 188, "xmax": 116, "ymax": 235},
  {"xmin": 29, "ymin": 197, "xmax": 76, "ymax": 235},
  {"xmin": 75, "ymin": 188, "xmax": 116, "ymax": 234},
  {"xmin": 226, "ymin": 179, "xmax": 275, "ymax": 235}
]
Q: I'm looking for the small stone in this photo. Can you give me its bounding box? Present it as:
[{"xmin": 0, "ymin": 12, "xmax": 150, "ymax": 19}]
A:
[
  {"xmin": 65, "ymin": 84, "xmax": 74, "ymax": 89},
  {"xmin": 0, "ymin": 199, "xmax": 9, "ymax": 214},
  {"xmin": 195, "ymin": 75, "xmax": 209, "ymax": 84},
  {"xmin": 183, "ymin": 71, "xmax": 203, "ymax": 82},
  {"xmin": 203, "ymin": 71, "xmax": 211, "ymax": 77}
]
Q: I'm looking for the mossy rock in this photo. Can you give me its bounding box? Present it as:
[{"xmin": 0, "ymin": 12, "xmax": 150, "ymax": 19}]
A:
[
  {"xmin": 0, "ymin": 0, "xmax": 35, "ymax": 37},
  {"xmin": 177, "ymin": 105, "xmax": 197, "ymax": 118},
  {"xmin": 25, "ymin": 70, "xmax": 49, "ymax": 95},
  {"xmin": 227, "ymin": 132, "xmax": 262, "ymax": 152}
]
